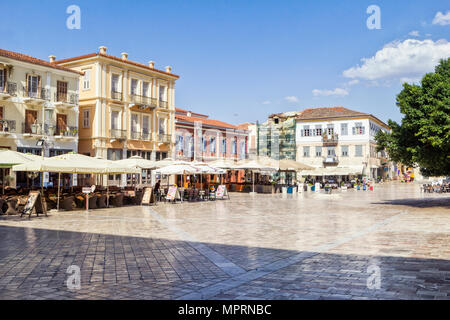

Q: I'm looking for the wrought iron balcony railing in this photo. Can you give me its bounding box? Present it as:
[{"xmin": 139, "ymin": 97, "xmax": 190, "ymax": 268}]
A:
[
  {"xmin": 130, "ymin": 131, "xmax": 141, "ymax": 140},
  {"xmin": 158, "ymin": 133, "xmax": 171, "ymax": 143},
  {"xmin": 0, "ymin": 120, "xmax": 16, "ymax": 133},
  {"xmin": 111, "ymin": 90, "xmax": 123, "ymax": 101},
  {"xmin": 22, "ymin": 122, "xmax": 43, "ymax": 135},
  {"xmin": 141, "ymin": 131, "xmax": 151, "ymax": 141},
  {"xmin": 55, "ymin": 92, "xmax": 78, "ymax": 105},
  {"xmin": 323, "ymin": 155, "xmax": 339, "ymax": 164},
  {"xmin": 22, "ymin": 86, "xmax": 50, "ymax": 101},
  {"xmin": 322, "ymin": 133, "xmax": 339, "ymax": 146},
  {"xmin": 0, "ymin": 82, "xmax": 17, "ymax": 97},
  {"xmin": 129, "ymin": 94, "xmax": 153, "ymax": 106},
  {"xmin": 111, "ymin": 129, "xmax": 127, "ymax": 139},
  {"xmin": 159, "ymin": 100, "xmax": 168, "ymax": 109}
]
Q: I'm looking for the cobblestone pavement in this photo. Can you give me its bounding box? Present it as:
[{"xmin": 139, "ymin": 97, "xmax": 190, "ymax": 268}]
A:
[{"xmin": 0, "ymin": 183, "xmax": 449, "ymax": 300}]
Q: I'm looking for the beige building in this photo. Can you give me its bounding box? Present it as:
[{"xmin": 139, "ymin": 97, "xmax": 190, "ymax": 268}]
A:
[
  {"xmin": 55, "ymin": 46, "xmax": 179, "ymax": 162},
  {"xmin": 0, "ymin": 48, "xmax": 82, "ymax": 187}
]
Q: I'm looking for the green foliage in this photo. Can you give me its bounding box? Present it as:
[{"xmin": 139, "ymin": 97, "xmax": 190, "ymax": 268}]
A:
[{"xmin": 376, "ymin": 58, "xmax": 450, "ymax": 176}]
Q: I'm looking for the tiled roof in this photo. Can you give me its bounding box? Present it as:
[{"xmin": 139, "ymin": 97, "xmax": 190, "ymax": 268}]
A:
[
  {"xmin": 236, "ymin": 122, "xmax": 255, "ymax": 130},
  {"xmin": 175, "ymin": 108, "xmax": 208, "ymax": 118},
  {"xmin": 296, "ymin": 107, "xmax": 369, "ymax": 120},
  {"xmin": 176, "ymin": 114, "xmax": 240, "ymax": 130},
  {"xmin": 55, "ymin": 52, "xmax": 179, "ymax": 79},
  {"xmin": 0, "ymin": 48, "xmax": 84, "ymax": 75}
]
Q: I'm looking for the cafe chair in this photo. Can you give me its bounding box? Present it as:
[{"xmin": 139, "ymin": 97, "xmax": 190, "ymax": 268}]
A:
[
  {"xmin": 61, "ymin": 196, "xmax": 75, "ymax": 211},
  {"xmin": 5, "ymin": 198, "xmax": 18, "ymax": 215},
  {"xmin": 88, "ymin": 194, "xmax": 98, "ymax": 209},
  {"xmin": 97, "ymin": 194, "xmax": 107, "ymax": 208},
  {"xmin": 0, "ymin": 198, "xmax": 5, "ymax": 215}
]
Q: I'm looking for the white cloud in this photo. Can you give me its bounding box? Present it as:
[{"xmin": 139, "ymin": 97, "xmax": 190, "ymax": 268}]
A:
[
  {"xmin": 400, "ymin": 77, "xmax": 421, "ymax": 84},
  {"xmin": 262, "ymin": 100, "xmax": 271, "ymax": 105},
  {"xmin": 343, "ymin": 39, "xmax": 450, "ymax": 81},
  {"xmin": 345, "ymin": 79, "xmax": 360, "ymax": 87},
  {"xmin": 312, "ymin": 88, "xmax": 349, "ymax": 97},
  {"xmin": 409, "ymin": 30, "xmax": 420, "ymax": 37},
  {"xmin": 284, "ymin": 96, "xmax": 299, "ymax": 103},
  {"xmin": 432, "ymin": 11, "xmax": 450, "ymax": 26}
]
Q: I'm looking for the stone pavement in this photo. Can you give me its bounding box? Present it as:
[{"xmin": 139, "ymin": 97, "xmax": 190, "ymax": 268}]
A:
[{"xmin": 0, "ymin": 183, "xmax": 449, "ymax": 300}]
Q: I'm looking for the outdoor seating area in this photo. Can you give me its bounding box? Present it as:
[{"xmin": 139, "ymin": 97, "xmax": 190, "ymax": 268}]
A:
[{"xmin": 422, "ymin": 182, "xmax": 450, "ymax": 193}]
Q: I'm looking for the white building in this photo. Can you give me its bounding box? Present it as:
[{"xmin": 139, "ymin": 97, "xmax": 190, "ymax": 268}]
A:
[
  {"xmin": 295, "ymin": 107, "xmax": 395, "ymax": 181},
  {"xmin": 0, "ymin": 48, "xmax": 82, "ymax": 187}
]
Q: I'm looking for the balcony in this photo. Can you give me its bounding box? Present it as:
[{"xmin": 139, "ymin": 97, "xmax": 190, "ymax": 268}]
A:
[
  {"xmin": 129, "ymin": 94, "xmax": 156, "ymax": 109},
  {"xmin": 0, "ymin": 120, "xmax": 16, "ymax": 135},
  {"xmin": 22, "ymin": 87, "xmax": 50, "ymax": 104},
  {"xmin": 130, "ymin": 131, "xmax": 141, "ymax": 140},
  {"xmin": 22, "ymin": 122, "xmax": 43, "ymax": 137},
  {"xmin": 322, "ymin": 133, "xmax": 339, "ymax": 146},
  {"xmin": 141, "ymin": 132, "xmax": 151, "ymax": 141},
  {"xmin": 323, "ymin": 155, "xmax": 339, "ymax": 165},
  {"xmin": 54, "ymin": 92, "xmax": 78, "ymax": 108},
  {"xmin": 110, "ymin": 129, "xmax": 126, "ymax": 140},
  {"xmin": 111, "ymin": 90, "xmax": 123, "ymax": 101},
  {"xmin": 54, "ymin": 126, "xmax": 78, "ymax": 139},
  {"xmin": 158, "ymin": 133, "xmax": 171, "ymax": 144},
  {"xmin": 159, "ymin": 100, "xmax": 168, "ymax": 109},
  {"xmin": 0, "ymin": 82, "xmax": 17, "ymax": 100}
]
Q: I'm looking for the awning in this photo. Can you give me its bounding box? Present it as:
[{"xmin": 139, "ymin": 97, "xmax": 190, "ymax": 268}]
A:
[{"xmin": 301, "ymin": 166, "xmax": 364, "ymax": 176}]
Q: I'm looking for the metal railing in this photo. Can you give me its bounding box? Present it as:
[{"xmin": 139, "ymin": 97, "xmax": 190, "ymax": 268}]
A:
[
  {"xmin": 158, "ymin": 133, "xmax": 171, "ymax": 143},
  {"xmin": 55, "ymin": 92, "xmax": 78, "ymax": 105},
  {"xmin": 159, "ymin": 100, "xmax": 168, "ymax": 109},
  {"xmin": 322, "ymin": 133, "xmax": 339, "ymax": 145},
  {"xmin": 0, "ymin": 120, "xmax": 16, "ymax": 133},
  {"xmin": 141, "ymin": 131, "xmax": 151, "ymax": 141},
  {"xmin": 111, "ymin": 129, "xmax": 126, "ymax": 139},
  {"xmin": 130, "ymin": 131, "xmax": 141, "ymax": 140},
  {"xmin": 0, "ymin": 82, "xmax": 17, "ymax": 96},
  {"xmin": 56, "ymin": 126, "xmax": 78, "ymax": 137},
  {"xmin": 22, "ymin": 86, "xmax": 50, "ymax": 101},
  {"xmin": 111, "ymin": 90, "xmax": 123, "ymax": 101},
  {"xmin": 323, "ymin": 155, "xmax": 339, "ymax": 164},
  {"xmin": 22, "ymin": 122, "xmax": 43, "ymax": 135},
  {"xmin": 129, "ymin": 94, "xmax": 152, "ymax": 106}
]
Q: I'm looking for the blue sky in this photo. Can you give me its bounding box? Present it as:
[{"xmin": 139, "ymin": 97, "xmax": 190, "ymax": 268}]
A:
[{"xmin": 1, "ymin": 0, "xmax": 449, "ymax": 125}]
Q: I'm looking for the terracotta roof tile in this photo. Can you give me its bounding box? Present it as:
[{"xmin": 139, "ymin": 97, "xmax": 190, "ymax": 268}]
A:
[
  {"xmin": 175, "ymin": 108, "xmax": 208, "ymax": 118},
  {"xmin": 296, "ymin": 107, "xmax": 369, "ymax": 120},
  {"xmin": 176, "ymin": 114, "xmax": 240, "ymax": 130},
  {"xmin": 55, "ymin": 52, "xmax": 179, "ymax": 79},
  {"xmin": 0, "ymin": 48, "xmax": 84, "ymax": 75}
]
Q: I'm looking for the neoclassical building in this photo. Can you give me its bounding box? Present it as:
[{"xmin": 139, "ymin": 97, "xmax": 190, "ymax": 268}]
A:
[{"xmin": 56, "ymin": 46, "xmax": 179, "ymax": 162}]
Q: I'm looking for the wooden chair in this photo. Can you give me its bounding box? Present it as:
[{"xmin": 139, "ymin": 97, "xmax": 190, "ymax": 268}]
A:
[
  {"xmin": 88, "ymin": 194, "xmax": 98, "ymax": 209},
  {"xmin": 61, "ymin": 196, "xmax": 74, "ymax": 211},
  {"xmin": 5, "ymin": 198, "xmax": 18, "ymax": 215},
  {"xmin": 97, "ymin": 194, "xmax": 107, "ymax": 208}
]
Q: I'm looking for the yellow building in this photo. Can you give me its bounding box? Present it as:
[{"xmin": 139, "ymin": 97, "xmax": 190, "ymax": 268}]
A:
[{"xmin": 55, "ymin": 46, "xmax": 179, "ymax": 163}]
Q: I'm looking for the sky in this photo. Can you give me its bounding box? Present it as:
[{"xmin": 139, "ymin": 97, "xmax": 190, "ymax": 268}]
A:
[{"xmin": 1, "ymin": 0, "xmax": 449, "ymax": 125}]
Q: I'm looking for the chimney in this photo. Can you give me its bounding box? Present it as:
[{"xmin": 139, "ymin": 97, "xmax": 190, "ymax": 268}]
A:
[
  {"xmin": 49, "ymin": 55, "xmax": 56, "ymax": 63},
  {"xmin": 148, "ymin": 61, "xmax": 155, "ymax": 68},
  {"xmin": 165, "ymin": 66, "xmax": 172, "ymax": 73},
  {"xmin": 121, "ymin": 52, "xmax": 128, "ymax": 60},
  {"xmin": 99, "ymin": 46, "xmax": 107, "ymax": 54}
]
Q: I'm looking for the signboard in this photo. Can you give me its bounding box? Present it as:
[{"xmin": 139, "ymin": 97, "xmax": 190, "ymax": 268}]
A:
[
  {"xmin": 82, "ymin": 187, "xmax": 92, "ymax": 194},
  {"xmin": 166, "ymin": 186, "xmax": 178, "ymax": 201},
  {"xmin": 43, "ymin": 172, "xmax": 49, "ymax": 184},
  {"xmin": 141, "ymin": 187, "xmax": 154, "ymax": 205},
  {"xmin": 72, "ymin": 174, "xmax": 77, "ymax": 186},
  {"xmin": 21, "ymin": 191, "xmax": 47, "ymax": 218},
  {"xmin": 216, "ymin": 185, "xmax": 230, "ymax": 200}
]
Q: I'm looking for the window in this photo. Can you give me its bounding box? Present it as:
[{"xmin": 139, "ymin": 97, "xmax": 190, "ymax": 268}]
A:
[
  {"xmin": 57, "ymin": 81, "xmax": 68, "ymax": 102},
  {"xmin": 221, "ymin": 138, "xmax": 227, "ymax": 154},
  {"xmin": 315, "ymin": 126, "xmax": 322, "ymax": 136},
  {"xmin": 231, "ymin": 139, "xmax": 237, "ymax": 154},
  {"xmin": 27, "ymin": 75, "xmax": 40, "ymax": 97},
  {"xmin": 327, "ymin": 147, "xmax": 336, "ymax": 156},
  {"xmin": 188, "ymin": 136, "xmax": 194, "ymax": 157},
  {"xmin": 303, "ymin": 146, "xmax": 310, "ymax": 157},
  {"xmin": 209, "ymin": 137, "xmax": 216, "ymax": 153},
  {"xmin": 82, "ymin": 109, "xmax": 90, "ymax": 128},
  {"xmin": 0, "ymin": 69, "xmax": 5, "ymax": 91},
  {"xmin": 341, "ymin": 123, "xmax": 348, "ymax": 136},
  {"xmin": 131, "ymin": 79, "xmax": 138, "ymax": 95},
  {"xmin": 327, "ymin": 124, "xmax": 334, "ymax": 136},
  {"xmin": 107, "ymin": 149, "xmax": 123, "ymax": 161},
  {"xmin": 177, "ymin": 135, "xmax": 184, "ymax": 151},
  {"xmin": 83, "ymin": 69, "xmax": 91, "ymax": 90},
  {"xmin": 142, "ymin": 116, "xmax": 149, "ymax": 134},
  {"xmin": 315, "ymin": 146, "xmax": 322, "ymax": 157},
  {"xmin": 355, "ymin": 145, "xmax": 363, "ymax": 157},
  {"xmin": 240, "ymin": 140, "xmax": 246, "ymax": 159},
  {"xmin": 341, "ymin": 145, "xmax": 349, "ymax": 157},
  {"xmin": 159, "ymin": 86, "xmax": 166, "ymax": 101},
  {"xmin": 202, "ymin": 137, "xmax": 207, "ymax": 152},
  {"xmin": 131, "ymin": 114, "xmax": 139, "ymax": 133},
  {"xmin": 142, "ymin": 82, "xmax": 149, "ymax": 97},
  {"xmin": 158, "ymin": 118, "xmax": 166, "ymax": 134},
  {"xmin": 111, "ymin": 74, "xmax": 120, "ymax": 92},
  {"xmin": 353, "ymin": 122, "xmax": 365, "ymax": 135},
  {"xmin": 111, "ymin": 111, "xmax": 119, "ymax": 130},
  {"xmin": 302, "ymin": 125, "xmax": 311, "ymax": 137}
]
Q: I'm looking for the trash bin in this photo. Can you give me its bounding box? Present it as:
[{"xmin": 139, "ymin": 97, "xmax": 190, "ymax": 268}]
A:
[
  {"xmin": 282, "ymin": 187, "xmax": 288, "ymax": 194},
  {"xmin": 287, "ymin": 186, "xmax": 293, "ymax": 194},
  {"xmin": 311, "ymin": 185, "xmax": 315, "ymax": 192}
]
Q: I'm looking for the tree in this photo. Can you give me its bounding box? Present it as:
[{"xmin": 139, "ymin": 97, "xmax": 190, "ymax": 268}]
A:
[{"xmin": 376, "ymin": 58, "xmax": 450, "ymax": 177}]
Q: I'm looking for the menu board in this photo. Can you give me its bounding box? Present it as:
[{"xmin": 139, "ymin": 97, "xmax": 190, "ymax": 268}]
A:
[
  {"xmin": 216, "ymin": 185, "xmax": 225, "ymax": 197},
  {"xmin": 166, "ymin": 186, "xmax": 178, "ymax": 201},
  {"xmin": 141, "ymin": 187, "xmax": 153, "ymax": 205},
  {"xmin": 21, "ymin": 191, "xmax": 47, "ymax": 218}
]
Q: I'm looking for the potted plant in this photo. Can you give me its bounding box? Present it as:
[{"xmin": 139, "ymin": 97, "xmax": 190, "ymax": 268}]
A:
[
  {"xmin": 72, "ymin": 128, "xmax": 78, "ymax": 136},
  {"xmin": 31, "ymin": 120, "xmax": 38, "ymax": 134},
  {"xmin": 324, "ymin": 183, "xmax": 332, "ymax": 194}
]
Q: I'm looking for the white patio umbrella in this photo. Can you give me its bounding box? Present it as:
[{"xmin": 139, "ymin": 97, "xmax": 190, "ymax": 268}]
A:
[
  {"xmin": 232, "ymin": 160, "xmax": 277, "ymax": 193},
  {"xmin": 154, "ymin": 158, "xmax": 191, "ymax": 168},
  {"xmin": 0, "ymin": 150, "xmax": 35, "ymax": 194}
]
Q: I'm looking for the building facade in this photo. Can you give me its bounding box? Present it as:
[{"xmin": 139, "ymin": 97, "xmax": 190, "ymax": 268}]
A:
[
  {"xmin": 0, "ymin": 48, "xmax": 81, "ymax": 186},
  {"xmin": 56, "ymin": 46, "xmax": 179, "ymax": 162},
  {"xmin": 295, "ymin": 107, "xmax": 395, "ymax": 180},
  {"xmin": 175, "ymin": 108, "xmax": 248, "ymax": 162}
]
